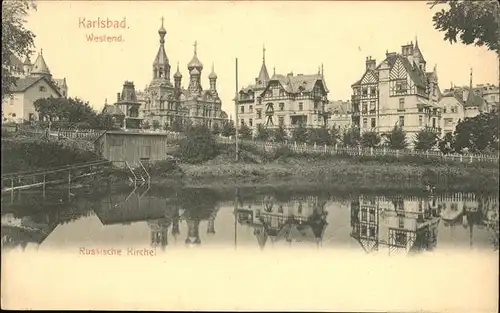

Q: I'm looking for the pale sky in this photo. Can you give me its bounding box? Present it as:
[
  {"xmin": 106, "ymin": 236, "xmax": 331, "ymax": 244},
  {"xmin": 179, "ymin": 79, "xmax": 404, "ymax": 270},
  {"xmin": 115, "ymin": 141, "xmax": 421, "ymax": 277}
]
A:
[{"xmin": 25, "ymin": 0, "xmax": 499, "ymax": 115}]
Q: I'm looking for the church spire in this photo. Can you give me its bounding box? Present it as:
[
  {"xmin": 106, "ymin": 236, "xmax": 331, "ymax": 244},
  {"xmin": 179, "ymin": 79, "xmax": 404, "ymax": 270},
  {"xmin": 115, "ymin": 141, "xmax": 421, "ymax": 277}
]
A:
[
  {"xmin": 152, "ymin": 17, "xmax": 170, "ymax": 81},
  {"xmin": 256, "ymin": 44, "xmax": 269, "ymax": 85},
  {"xmin": 469, "ymin": 67, "xmax": 473, "ymax": 90}
]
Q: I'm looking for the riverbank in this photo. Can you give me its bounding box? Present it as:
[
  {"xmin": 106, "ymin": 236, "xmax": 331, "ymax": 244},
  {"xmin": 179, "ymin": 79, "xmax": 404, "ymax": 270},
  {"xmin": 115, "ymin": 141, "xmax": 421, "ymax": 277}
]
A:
[{"xmin": 137, "ymin": 157, "xmax": 498, "ymax": 194}]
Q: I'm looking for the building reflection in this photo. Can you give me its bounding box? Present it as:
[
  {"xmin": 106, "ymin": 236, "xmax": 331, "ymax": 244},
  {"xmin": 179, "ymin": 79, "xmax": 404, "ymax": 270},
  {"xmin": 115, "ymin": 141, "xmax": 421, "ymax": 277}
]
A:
[
  {"xmin": 437, "ymin": 193, "xmax": 499, "ymax": 249},
  {"xmin": 93, "ymin": 186, "xmax": 220, "ymax": 249},
  {"xmin": 350, "ymin": 195, "xmax": 441, "ymax": 255},
  {"xmin": 236, "ymin": 194, "xmax": 328, "ymax": 249}
]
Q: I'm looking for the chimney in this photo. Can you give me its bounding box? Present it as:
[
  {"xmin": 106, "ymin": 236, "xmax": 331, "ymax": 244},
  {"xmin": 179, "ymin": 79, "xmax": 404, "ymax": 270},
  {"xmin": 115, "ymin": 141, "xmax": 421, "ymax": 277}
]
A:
[
  {"xmin": 365, "ymin": 56, "xmax": 376, "ymax": 71},
  {"xmin": 116, "ymin": 92, "xmax": 121, "ymax": 102},
  {"xmin": 386, "ymin": 51, "xmax": 397, "ymax": 58},
  {"xmin": 287, "ymin": 72, "xmax": 293, "ymax": 77}
]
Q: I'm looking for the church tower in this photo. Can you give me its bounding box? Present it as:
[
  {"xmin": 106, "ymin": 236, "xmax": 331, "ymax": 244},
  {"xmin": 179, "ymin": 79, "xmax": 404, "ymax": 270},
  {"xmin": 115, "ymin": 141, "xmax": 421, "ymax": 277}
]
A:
[
  {"xmin": 23, "ymin": 55, "xmax": 32, "ymax": 77},
  {"xmin": 152, "ymin": 17, "xmax": 171, "ymax": 83},
  {"xmin": 174, "ymin": 62, "xmax": 182, "ymax": 90},
  {"xmin": 185, "ymin": 218, "xmax": 201, "ymax": 246},
  {"xmin": 187, "ymin": 41, "xmax": 203, "ymax": 95},
  {"xmin": 413, "ymin": 36, "xmax": 426, "ymax": 72},
  {"xmin": 208, "ymin": 63, "xmax": 218, "ymax": 98}
]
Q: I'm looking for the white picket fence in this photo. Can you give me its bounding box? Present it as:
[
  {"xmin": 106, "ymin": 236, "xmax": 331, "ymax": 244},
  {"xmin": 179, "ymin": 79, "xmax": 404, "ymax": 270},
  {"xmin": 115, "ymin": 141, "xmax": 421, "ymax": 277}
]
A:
[{"xmin": 19, "ymin": 127, "xmax": 499, "ymax": 164}]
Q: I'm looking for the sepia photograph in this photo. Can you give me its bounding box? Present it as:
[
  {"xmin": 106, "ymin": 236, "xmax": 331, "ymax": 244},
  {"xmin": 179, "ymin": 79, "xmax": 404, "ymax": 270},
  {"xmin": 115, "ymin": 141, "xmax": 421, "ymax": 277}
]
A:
[{"xmin": 1, "ymin": 0, "xmax": 499, "ymax": 311}]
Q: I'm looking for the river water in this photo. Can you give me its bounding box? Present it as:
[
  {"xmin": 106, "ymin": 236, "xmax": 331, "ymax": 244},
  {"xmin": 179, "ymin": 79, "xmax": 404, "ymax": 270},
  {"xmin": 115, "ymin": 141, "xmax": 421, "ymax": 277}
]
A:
[{"xmin": 2, "ymin": 184, "xmax": 498, "ymax": 255}]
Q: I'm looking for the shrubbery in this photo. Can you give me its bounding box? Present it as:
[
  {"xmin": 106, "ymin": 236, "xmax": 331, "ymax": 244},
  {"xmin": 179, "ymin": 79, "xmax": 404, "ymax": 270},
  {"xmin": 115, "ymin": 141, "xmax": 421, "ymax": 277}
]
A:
[
  {"xmin": 178, "ymin": 124, "xmax": 218, "ymax": 163},
  {"xmin": 1, "ymin": 137, "xmax": 98, "ymax": 173}
]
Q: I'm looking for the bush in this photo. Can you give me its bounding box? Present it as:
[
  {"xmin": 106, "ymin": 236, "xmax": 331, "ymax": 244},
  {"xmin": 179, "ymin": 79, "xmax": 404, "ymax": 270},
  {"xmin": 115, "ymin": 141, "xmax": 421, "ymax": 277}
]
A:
[{"xmin": 178, "ymin": 124, "xmax": 218, "ymax": 164}]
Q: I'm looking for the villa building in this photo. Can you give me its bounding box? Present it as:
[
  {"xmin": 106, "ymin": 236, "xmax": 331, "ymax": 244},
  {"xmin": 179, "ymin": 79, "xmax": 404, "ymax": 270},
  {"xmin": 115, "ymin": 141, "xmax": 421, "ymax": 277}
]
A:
[
  {"xmin": 2, "ymin": 50, "xmax": 68, "ymax": 123},
  {"xmin": 350, "ymin": 39, "xmax": 442, "ymax": 143},
  {"xmin": 237, "ymin": 47, "xmax": 330, "ymax": 132},
  {"xmin": 439, "ymin": 71, "xmax": 489, "ymax": 135}
]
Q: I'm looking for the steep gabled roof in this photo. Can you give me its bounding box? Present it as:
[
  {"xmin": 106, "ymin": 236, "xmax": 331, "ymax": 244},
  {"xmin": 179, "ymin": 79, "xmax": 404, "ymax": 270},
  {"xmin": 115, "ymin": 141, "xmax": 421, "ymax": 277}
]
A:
[
  {"xmin": 351, "ymin": 53, "xmax": 428, "ymax": 89},
  {"xmin": 102, "ymin": 104, "xmax": 125, "ymax": 116},
  {"xmin": 9, "ymin": 76, "xmax": 62, "ymax": 97}
]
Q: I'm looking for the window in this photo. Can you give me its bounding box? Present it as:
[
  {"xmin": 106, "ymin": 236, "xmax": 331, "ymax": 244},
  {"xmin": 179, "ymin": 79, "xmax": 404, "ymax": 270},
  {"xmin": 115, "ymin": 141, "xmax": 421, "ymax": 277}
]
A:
[
  {"xmin": 398, "ymin": 98, "xmax": 405, "ymax": 111},
  {"xmin": 443, "ymin": 107, "xmax": 447, "ymax": 113},
  {"xmin": 28, "ymin": 113, "xmax": 35, "ymax": 121},
  {"xmin": 399, "ymin": 116, "xmax": 405, "ymax": 126},
  {"xmin": 240, "ymin": 119, "xmax": 244, "ymax": 126},
  {"xmin": 369, "ymin": 209, "xmax": 375, "ymax": 222},
  {"xmin": 361, "ymin": 210, "xmax": 367, "ymax": 222},
  {"xmin": 371, "ymin": 118, "xmax": 376, "ymax": 128},
  {"xmin": 279, "ymin": 103, "xmax": 284, "ymax": 111},
  {"xmin": 39, "ymin": 86, "xmax": 46, "ymax": 92},
  {"xmin": 369, "ymin": 227, "xmax": 376, "ymax": 237},
  {"xmin": 418, "ymin": 107, "xmax": 423, "ymax": 113},
  {"xmin": 298, "ymin": 102, "xmax": 303, "ymax": 111},
  {"xmin": 432, "ymin": 118, "xmax": 436, "ymax": 128},
  {"xmin": 362, "ymin": 88, "xmax": 368, "ymax": 96},
  {"xmin": 398, "ymin": 217, "xmax": 405, "ymax": 229},
  {"xmin": 249, "ymin": 118, "xmax": 253, "ymax": 127},
  {"xmin": 279, "ymin": 89, "xmax": 285, "ymax": 97},
  {"xmin": 240, "ymin": 106, "xmax": 244, "ymax": 113},
  {"xmin": 257, "ymin": 109, "xmax": 262, "ymax": 119},
  {"xmin": 278, "ymin": 116, "xmax": 284, "ymax": 125},
  {"xmin": 362, "ymin": 118, "xmax": 367, "ymax": 129},
  {"xmin": 369, "ymin": 101, "xmax": 376, "ymax": 112},
  {"xmin": 370, "ymin": 87, "xmax": 376, "ymax": 96},
  {"xmin": 451, "ymin": 106, "xmax": 457, "ymax": 113},
  {"xmin": 419, "ymin": 115, "xmax": 423, "ymax": 126},
  {"xmin": 362, "ymin": 102, "xmax": 368, "ymax": 113},
  {"xmin": 249, "ymin": 105, "xmax": 253, "ymax": 112}
]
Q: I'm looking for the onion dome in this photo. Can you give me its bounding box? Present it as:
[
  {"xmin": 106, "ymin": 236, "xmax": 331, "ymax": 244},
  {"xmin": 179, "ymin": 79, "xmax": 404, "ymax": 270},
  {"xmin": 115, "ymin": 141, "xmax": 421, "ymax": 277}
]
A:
[
  {"xmin": 187, "ymin": 40, "xmax": 203, "ymax": 71},
  {"xmin": 174, "ymin": 62, "xmax": 182, "ymax": 78},
  {"xmin": 208, "ymin": 63, "xmax": 217, "ymax": 79}
]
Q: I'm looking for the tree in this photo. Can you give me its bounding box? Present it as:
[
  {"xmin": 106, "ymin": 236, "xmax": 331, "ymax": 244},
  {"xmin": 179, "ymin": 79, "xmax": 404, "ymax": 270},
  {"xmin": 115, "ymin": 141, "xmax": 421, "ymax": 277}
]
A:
[
  {"xmin": 33, "ymin": 96, "xmax": 61, "ymax": 122},
  {"xmin": 178, "ymin": 124, "xmax": 218, "ymax": 164},
  {"xmin": 414, "ymin": 127, "xmax": 439, "ymax": 151},
  {"xmin": 453, "ymin": 112, "xmax": 499, "ymax": 153},
  {"xmin": 291, "ymin": 123, "xmax": 308, "ymax": 144},
  {"xmin": 2, "ymin": 0, "xmax": 37, "ymax": 99},
  {"xmin": 255, "ymin": 124, "xmax": 270, "ymax": 141},
  {"xmin": 428, "ymin": 1, "xmax": 499, "ymax": 53},
  {"xmin": 170, "ymin": 117, "xmax": 183, "ymax": 133},
  {"xmin": 211, "ymin": 122, "xmax": 221, "ymax": 136},
  {"xmin": 383, "ymin": 125, "xmax": 408, "ymax": 149},
  {"xmin": 361, "ymin": 131, "xmax": 381, "ymax": 148},
  {"xmin": 307, "ymin": 126, "xmax": 331, "ymax": 145},
  {"xmin": 342, "ymin": 126, "xmax": 361, "ymax": 147},
  {"xmin": 329, "ymin": 126, "xmax": 341, "ymax": 146},
  {"xmin": 221, "ymin": 120, "xmax": 235, "ymax": 137},
  {"xmin": 438, "ymin": 132, "xmax": 454, "ymax": 154},
  {"xmin": 238, "ymin": 123, "xmax": 252, "ymax": 139},
  {"xmin": 272, "ymin": 124, "xmax": 288, "ymax": 143}
]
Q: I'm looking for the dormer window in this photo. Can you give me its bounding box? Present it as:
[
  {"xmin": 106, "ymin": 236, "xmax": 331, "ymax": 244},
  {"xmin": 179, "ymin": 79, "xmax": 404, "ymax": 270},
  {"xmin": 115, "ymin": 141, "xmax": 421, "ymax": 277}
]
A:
[{"xmin": 39, "ymin": 86, "xmax": 46, "ymax": 92}]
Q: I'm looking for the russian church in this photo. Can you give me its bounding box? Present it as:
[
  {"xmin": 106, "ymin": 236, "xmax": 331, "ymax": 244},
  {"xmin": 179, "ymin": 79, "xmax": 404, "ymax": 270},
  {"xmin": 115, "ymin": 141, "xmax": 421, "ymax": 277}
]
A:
[
  {"xmin": 140, "ymin": 18, "xmax": 228, "ymax": 129},
  {"xmin": 3, "ymin": 50, "xmax": 68, "ymax": 123}
]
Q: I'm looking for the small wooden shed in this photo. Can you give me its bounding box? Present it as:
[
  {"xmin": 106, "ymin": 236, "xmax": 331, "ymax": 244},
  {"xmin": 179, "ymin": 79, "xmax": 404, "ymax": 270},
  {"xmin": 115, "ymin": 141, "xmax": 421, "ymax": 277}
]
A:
[{"xmin": 94, "ymin": 130, "xmax": 176, "ymax": 167}]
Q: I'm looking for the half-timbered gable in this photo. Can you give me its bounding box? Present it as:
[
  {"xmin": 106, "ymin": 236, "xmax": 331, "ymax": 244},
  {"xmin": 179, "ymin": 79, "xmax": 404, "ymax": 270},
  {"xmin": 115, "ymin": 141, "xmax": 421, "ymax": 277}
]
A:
[{"xmin": 350, "ymin": 39, "xmax": 443, "ymax": 143}]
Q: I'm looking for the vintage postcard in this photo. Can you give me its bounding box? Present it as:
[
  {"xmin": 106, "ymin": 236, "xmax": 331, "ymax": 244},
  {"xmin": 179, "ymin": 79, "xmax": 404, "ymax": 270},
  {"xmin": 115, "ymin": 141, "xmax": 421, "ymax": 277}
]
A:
[{"xmin": 1, "ymin": 0, "xmax": 499, "ymax": 311}]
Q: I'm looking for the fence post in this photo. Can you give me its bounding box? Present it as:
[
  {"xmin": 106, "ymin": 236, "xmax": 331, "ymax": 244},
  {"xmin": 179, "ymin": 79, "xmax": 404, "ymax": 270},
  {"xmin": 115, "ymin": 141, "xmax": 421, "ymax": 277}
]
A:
[
  {"xmin": 370, "ymin": 147, "xmax": 373, "ymax": 156},
  {"xmin": 396, "ymin": 150, "xmax": 399, "ymax": 159},
  {"xmin": 469, "ymin": 155, "xmax": 473, "ymax": 163},
  {"xmin": 383, "ymin": 147, "xmax": 386, "ymax": 156},
  {"xmin": 460, "ymin": 154, "xmax": 463, "ymax": 163}
]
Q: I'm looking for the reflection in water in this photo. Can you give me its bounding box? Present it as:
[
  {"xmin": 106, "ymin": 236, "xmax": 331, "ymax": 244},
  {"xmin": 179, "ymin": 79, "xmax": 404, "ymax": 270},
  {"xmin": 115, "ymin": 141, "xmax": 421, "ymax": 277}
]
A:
[
  {"xmin": 350, "ymin": 195, "xmax": 441, "ymax": 255},
  {"xmin": 236, "ymin": 192, "xmax": 328, "ymax": 249},
  {"xmin": 1, "ymin": 186, "xmax": 498, "ymax": 253}
]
